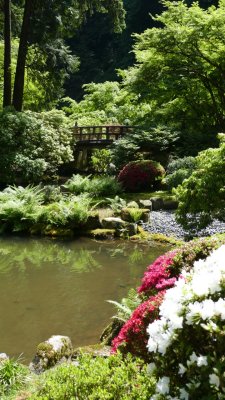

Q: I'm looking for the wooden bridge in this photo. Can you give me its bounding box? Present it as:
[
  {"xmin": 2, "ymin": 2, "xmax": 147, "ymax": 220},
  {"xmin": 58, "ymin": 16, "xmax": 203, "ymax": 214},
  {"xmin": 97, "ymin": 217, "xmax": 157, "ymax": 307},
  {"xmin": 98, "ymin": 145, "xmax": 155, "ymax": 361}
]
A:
[{"xmin": 72, "ymin": 125, "xmax": 133, "ymax": 147}]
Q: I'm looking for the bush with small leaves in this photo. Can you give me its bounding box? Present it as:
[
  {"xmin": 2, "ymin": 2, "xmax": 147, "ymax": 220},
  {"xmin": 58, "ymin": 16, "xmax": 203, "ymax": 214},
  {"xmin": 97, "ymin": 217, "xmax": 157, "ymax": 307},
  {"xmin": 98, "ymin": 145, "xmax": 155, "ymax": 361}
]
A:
[
  {"xmin": 28, "ymin": 354, "xmax": 156, "ymax": 400},
  {"xmin": 118, "ymin": 160, "xmax": 165, "ymax": 192}
]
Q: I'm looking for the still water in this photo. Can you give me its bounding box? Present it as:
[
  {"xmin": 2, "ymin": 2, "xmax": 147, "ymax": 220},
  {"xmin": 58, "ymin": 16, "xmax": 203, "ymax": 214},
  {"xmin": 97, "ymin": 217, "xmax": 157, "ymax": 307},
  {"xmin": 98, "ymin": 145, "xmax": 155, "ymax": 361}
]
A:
[{"xmin": 0, "ymin": 237, "xmax": 168, "ymax": 363}]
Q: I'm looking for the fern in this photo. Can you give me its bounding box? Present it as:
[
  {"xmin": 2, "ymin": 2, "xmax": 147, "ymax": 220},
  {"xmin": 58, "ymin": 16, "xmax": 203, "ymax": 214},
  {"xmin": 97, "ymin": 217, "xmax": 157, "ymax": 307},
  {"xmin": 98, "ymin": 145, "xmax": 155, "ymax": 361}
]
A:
[{"xmin": 107, "ymin": 289, "xmax": 142, "ymax": 323}]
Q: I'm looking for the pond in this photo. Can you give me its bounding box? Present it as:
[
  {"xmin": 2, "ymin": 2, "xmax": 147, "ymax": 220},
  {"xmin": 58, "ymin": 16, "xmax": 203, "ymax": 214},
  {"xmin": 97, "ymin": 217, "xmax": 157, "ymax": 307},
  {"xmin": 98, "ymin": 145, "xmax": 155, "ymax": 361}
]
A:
[{"xmin": 0, "ymin": 237, "xmax": 169, "ymax": 363}]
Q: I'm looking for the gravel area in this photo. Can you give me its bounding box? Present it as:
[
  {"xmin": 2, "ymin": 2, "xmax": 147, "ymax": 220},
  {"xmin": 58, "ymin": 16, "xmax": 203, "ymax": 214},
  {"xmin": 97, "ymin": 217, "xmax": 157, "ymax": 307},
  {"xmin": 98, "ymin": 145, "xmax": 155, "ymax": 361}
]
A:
[{"xmin": 142, "ymin": 210, "xmax": 225, "ymax": 240}]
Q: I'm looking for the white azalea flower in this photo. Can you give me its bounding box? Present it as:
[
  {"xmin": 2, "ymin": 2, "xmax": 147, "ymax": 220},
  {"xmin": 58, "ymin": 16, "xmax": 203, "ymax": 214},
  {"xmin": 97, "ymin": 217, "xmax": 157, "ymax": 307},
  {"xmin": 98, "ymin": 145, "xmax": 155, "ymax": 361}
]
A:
[
  {"xmin": 209, "ymin": 373, "xmax": 220, "ymax": 388},
  {"xmin": 178, "ymin": 363, "xmax": 187, "ymax": 375},
  {"xmin": 180, "ymin": 388, "xmax": 189, "ymax": 399},
  {"xmin": 156, "ymin": 376, "xmax": 170, "ymax": 394},
  {"xmin": 196, "ymin": 355, "xmax": 208, "ymax": 367}
]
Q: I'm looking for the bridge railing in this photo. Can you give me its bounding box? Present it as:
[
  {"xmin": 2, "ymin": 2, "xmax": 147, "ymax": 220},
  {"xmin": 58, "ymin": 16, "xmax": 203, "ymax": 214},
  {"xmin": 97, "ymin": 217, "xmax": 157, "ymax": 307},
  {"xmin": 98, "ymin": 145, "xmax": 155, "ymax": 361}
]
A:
[{"xmin": 72, "ymin": 125, "xmax": 134, "ymax": 143}]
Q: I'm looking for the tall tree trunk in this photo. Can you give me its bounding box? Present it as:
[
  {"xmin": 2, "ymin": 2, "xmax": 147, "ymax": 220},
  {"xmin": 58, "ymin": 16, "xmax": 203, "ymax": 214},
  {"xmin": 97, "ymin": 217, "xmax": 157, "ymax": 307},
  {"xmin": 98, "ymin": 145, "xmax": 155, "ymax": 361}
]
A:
[
  {"xmin": 12, "ymin": 0, "xmax": 33, "ymax": 111},
  {"xmin": 3, "ymin": 0, "xmax": 12, "ymax": 107}
]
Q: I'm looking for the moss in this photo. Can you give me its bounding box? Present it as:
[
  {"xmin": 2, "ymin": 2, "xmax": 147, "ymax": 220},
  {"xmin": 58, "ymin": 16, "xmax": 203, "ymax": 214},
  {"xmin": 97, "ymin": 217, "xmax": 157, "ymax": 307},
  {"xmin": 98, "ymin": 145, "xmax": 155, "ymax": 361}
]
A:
[
  {"xmin": 87, "ymin": 228, "xmax": 116, "ymax": 240},
  {"xmin": 41, "ymin": 226, "xmax": 74, "ymax": 237},
  {"xmin": 37, "ymin": 343, "xmax": 54, "ymax": 360},
  {"xmin": 130, "ymin": 227, "xmax": 183, "ymax": 246}
]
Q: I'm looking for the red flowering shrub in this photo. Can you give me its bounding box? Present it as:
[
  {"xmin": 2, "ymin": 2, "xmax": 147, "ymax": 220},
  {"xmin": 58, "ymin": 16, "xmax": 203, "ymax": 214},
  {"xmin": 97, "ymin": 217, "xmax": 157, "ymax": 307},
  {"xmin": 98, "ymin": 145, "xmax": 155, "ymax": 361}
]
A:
[
  {"xmin": 138, "ymin": 250, "xmax": 178, "ymax": 296},
  {"xmin": 111, "ymin": 292, "xmax": 165, "ymax": 360},
  {"xmin": 117, "ymin": 160, "xmax": 165, "ymax": 192}
]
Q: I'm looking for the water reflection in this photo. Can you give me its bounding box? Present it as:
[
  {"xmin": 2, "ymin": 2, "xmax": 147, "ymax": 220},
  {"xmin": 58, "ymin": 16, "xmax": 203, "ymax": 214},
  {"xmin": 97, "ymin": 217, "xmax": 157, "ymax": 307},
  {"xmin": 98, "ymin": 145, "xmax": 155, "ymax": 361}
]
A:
[{"xmin": 0, "ymin": 237, "xmax": 169, "ymax": 362}]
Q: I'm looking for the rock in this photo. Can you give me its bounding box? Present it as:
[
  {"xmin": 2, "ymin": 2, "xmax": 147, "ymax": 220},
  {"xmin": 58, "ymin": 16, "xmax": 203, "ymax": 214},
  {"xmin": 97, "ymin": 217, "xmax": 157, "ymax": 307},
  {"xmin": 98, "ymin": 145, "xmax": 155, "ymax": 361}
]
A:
[
  {"xmin": 127, "ymin": 201, "xmax": 139, "ymax": 209},
  {"xmin": 100, "ymin": 320, "xmax": 124, "ymax": 345},
  {"xmin": 125, "ymin": 223, "xmax": 138, "ymax": 236},
  {"xmin": 85, "ymin": 211, "xmax": 101, "ymax": 230},
  {"xmin": 73, "ymin": 344, "xmax": 111, "ymax": 358},
  {"xmin": 30, "ymin": 335, "xmax": 73, "ymax": 374},
  {"xmin": 138, "ymin": 199, "xmax": 152, "ymax": 210},
  {"xmin": 150, "ymin": 197, "xmax": 164, "ymax": 211},
  {"xmin": 88, "ymin": 229, "xmax": 116, "ymax": 240},
  {"xmin": 0, "ymin": 353, "xmax": 9, "ymax": 363},
  {"xmin": 101, "ymin": 217, "xmax": 126, "ymax": 230},
  {"xmin": 121, "ymin": 208, "xmax": 150, "ymax": 223},
  {"xmin": 163, "ymin": 199, "xmax": 178, "ymax": 210}
]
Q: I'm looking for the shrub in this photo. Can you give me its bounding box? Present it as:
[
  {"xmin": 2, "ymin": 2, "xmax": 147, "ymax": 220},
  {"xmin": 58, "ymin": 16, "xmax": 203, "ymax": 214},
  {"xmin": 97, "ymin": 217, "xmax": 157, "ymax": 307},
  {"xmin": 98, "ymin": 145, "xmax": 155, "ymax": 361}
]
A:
[
  {"xmin": 165, "ymin": 156, "xmax": 196, "ymax": 189},
  {"xmin": 117, "ymin": 160, "xmax": 165, "ymax": 192},
  {"xmin": 175, "ymin": 137, "xmax": 225, "ymax": 229},
  {"xmin": 28, "ymin": 354, "xmax": 156, "ymax": 400},
  {"xmin": 0, "ymin": 108, "xmax": 73, "ymax": 183},
  {"xmin": 90, "ymin": 149, "xmax": 112, "ymax": 174},
  {"xmin": 147, "ymin": 245, "xmax": 225, "ymax": 399}
]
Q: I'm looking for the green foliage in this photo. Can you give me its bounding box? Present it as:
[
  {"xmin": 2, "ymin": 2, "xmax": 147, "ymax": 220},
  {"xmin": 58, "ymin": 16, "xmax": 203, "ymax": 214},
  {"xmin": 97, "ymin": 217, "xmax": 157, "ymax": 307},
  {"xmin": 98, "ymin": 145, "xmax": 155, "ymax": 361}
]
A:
[
  {"xmin": 38, "ymin": 195, "xmax": 91, "ymax": 228},
  {"xmin": 125, "ymin": 208, "xmax": 144, "ymax": 223},
  {"xmin": 108, "ymin": 288, "xmax": 142, "ymax": 323},
  {"xmin": 175, "ymin": 138, "xmax": 225, "ymax": 229},
  {"xmin": 91, "ymin": 149, "xmax": 112, "ymax": 174},
  {"xmin": 106, "ymin": 196, "xmax": 127, "ymax": 213},
  {"xmin": 0, "ymin": 185, "xmax": 44, "ymax": 233},
  {"xmin": 64, "ymin": 175, "xmax": 123, "ymax": 197},
  {"xmin": 120, "ymin": 0, "xmax": 225, "ymax": 152},
  {"xmin": 63, "ymin": 174, "xmax": 92, "ymax": 195},
  {"xmin": 0, "ymin": 358, "xmax": 29, "ymax": 398},
  {"xmin": 165, "ymin": 156, "xmax": 197, "ymax": 189},
  {"xmin": 0, "ymin": 108, "xmax": 73, "ymax": 183},
  {"xmin": 28, "ymin": 354, "xmax": 155, "ymax": 400},
  {"xmin": 0, "ymin": 185, "xmax": 91, "ymax": 234}
]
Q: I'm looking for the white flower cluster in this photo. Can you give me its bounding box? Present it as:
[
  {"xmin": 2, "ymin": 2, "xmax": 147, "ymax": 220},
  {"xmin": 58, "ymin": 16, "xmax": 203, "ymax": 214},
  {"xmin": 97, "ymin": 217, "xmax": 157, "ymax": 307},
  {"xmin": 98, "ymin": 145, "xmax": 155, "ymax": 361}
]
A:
[{"xmin": 147, "ymin": 245, "xmax": 225, "ymax": 398}]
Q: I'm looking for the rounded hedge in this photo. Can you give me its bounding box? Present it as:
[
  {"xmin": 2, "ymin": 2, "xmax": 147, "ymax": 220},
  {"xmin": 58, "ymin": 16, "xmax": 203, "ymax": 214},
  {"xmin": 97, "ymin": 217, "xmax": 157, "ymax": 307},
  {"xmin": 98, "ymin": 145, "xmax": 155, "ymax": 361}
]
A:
[{"xmin": 117, "ymin": 160, "xmax": 165, "ymax": 192}]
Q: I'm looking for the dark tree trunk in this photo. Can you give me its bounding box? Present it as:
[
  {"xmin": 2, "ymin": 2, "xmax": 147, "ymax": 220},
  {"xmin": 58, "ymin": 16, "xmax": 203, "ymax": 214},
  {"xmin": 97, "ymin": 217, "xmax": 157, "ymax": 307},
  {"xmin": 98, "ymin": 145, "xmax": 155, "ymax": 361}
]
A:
[
  {"xmin": 3, "ymin": 0, "xmax": 12, "ymax": 107},
  {"xmin": 12, "ymin": 0, "xmax": 33, "ymax": 111}
]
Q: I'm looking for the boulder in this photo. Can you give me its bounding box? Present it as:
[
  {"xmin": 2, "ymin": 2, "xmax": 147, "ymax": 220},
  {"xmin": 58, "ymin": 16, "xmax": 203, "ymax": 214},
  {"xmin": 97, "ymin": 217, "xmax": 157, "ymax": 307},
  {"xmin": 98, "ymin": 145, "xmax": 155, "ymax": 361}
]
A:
[
  {"xmin": 30, "ymin": 335, "xmax": 73, "ymax": 374},
  {"xmin": 163, "ymin": 199, "xmax": 178, "ymax": 210},
  {"xmin": 138, "ymin": 199, "xmax": 152, "ymax": 211},
  {"xmin": 0, "ymin": 353, "xmax": 9, "ymax": 363},
  {"xmin": 85, "ymin": 211, "xmax": 101, "ymax": 230},
  {"xmin": 150, "ymin": 197, "xmax": 164, "ymax": 211},
  {"xmin": 101, "ymin": 217, "xmax": 126, "ymax": 230},
  {"xmin": 88, "ymin": 229, "xmax": 116, "ymax": 240},
  {"xmin": 127, "ymin": 201, "xmax": 139, "ymax": 209},
  {"xmin": 73, "ymin": 344, "xmax": 111, "ymax": 358},
  {"xmin": 100, "ymin": 320, "xmax": 124, "ymax": 345}
]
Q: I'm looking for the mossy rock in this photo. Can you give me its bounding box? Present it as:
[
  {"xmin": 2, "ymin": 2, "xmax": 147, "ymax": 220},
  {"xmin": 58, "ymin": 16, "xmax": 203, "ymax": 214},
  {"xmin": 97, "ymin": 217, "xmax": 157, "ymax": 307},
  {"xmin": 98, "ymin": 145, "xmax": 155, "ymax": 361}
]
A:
[
  {"xmin": 41, "ymin": 226, "xmax": 74, "ymax": 237},
  {"xmin": 30, "ymin": 335, "xmax": 73, "ymax": 373},
  {"xmin": 73, "ymin": 344, "xmax": 111, "ymax": 358},
  {"xmin": 87, "ymin": 229, "xmax": 116, "ymax": 240},
  {"xmin": 100, "ymin": 319, "xmax": 124, "ymax": 346},
  {"xmin": 85, "ymin": 211, "xmax": 101, "ymax": 230}
]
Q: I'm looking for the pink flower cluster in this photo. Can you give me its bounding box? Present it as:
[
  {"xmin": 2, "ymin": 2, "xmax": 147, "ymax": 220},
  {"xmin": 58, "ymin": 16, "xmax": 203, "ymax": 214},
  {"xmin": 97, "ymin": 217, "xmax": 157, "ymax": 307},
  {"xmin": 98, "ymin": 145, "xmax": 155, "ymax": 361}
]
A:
[
  {"xmin": 111, "ymin": 292, "xmax": 165, "ymax": 359},
  {"xmin": 138, "ymin": 250, "xmax": 178, "ymax": 295},
  {"xmin": 112, "ymin": 250, "xmax": 179, "ymax": 358}
]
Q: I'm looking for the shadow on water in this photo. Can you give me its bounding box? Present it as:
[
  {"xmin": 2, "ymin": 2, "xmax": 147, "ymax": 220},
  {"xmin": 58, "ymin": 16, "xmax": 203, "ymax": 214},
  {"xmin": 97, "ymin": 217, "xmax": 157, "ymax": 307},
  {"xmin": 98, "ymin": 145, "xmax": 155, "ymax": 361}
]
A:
[{"xmin": 0, "ymin": 236, "xmax": 169, "ymax": 363}]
